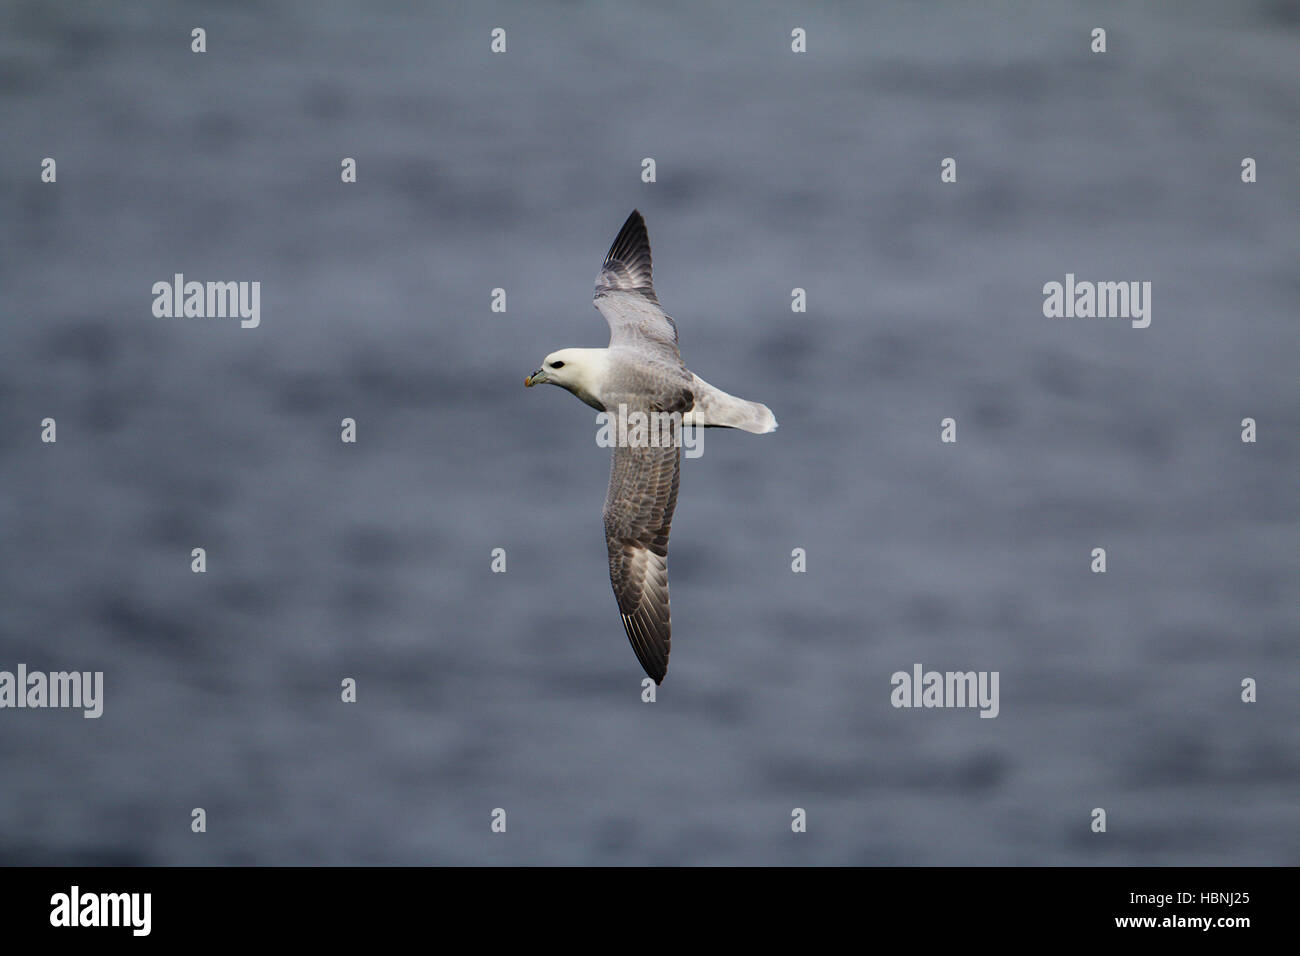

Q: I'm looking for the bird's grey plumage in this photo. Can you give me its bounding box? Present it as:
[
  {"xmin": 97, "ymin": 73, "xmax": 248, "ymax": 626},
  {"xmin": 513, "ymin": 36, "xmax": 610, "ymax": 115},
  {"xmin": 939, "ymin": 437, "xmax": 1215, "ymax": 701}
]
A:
[
  {"xmin": 603, "ymin": 439, "xmax": 680, "ymax": 684},
  {"xmin": 595, "ymin": 211, "xmax": 681, "ymax": 361},
  {"xmin": 595, "ymin": 212, "xmax": 694, "ymax": 682},
  {"xmin": 526, "ymin": 210, "xmax": 776, "ymax": 684},
  {"xmin": 596, "ymin": 210, "xmax": 662, "ymax": 308}
]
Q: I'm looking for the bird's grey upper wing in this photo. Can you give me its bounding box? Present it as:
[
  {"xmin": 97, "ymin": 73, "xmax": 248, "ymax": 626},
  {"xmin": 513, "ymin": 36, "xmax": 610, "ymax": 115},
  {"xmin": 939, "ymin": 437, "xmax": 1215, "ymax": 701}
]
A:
[
  {"xmin": 594, "ymin": 210, "xmax": 681, "ymax": 360},
  {"xmin": 603, "ymin": 438, "xmax": 681, "ymax": 684}
]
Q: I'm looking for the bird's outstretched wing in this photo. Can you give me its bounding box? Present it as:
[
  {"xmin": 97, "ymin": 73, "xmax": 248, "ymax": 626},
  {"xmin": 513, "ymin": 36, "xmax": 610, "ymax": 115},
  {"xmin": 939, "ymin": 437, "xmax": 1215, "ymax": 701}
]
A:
[
  {"xmin": 603, "ymin": 438, "xmax": 681, "ymax": 684},
  {"xmin": 594, "ymin": 210, "xmax": 681, "ymax": 359}
]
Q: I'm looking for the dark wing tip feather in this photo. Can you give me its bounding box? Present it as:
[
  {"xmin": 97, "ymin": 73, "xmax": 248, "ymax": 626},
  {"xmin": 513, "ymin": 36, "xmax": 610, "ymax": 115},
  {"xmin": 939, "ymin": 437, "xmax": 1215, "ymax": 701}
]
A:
[
  {"xmin": 622, "ymin": 608, "xmax": 669, "ymax": 684},
  {"xmin": 597, "ymin": 209, "xmax": 658, "ymax": 304},
  {"xmin": 609, "ymin": 543, "xmax": 672, "ymax": 685},
  {"xmin": 605, "ymin": 209, "xmax": 649, "ymax": 268}
]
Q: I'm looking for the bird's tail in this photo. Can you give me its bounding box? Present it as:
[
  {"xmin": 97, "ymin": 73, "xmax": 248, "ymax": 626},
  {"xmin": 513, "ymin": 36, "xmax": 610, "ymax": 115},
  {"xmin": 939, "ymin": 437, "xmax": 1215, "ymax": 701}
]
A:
[{"xmin": 682, "ymin": 374, "xmax": 777, "ymax": 434}]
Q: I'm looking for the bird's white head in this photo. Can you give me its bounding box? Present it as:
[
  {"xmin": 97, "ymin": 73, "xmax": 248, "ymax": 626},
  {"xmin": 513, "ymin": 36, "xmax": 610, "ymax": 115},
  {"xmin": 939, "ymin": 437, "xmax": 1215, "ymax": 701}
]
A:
[{"xmin": 524, "ymin": 348, "xmax": 608, "ymax": 409}]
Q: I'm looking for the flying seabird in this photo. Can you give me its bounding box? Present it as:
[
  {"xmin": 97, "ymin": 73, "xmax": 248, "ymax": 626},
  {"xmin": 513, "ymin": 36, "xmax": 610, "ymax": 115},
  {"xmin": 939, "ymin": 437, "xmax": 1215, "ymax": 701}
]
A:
[{"xmin": 525, "ymin": 210, "xmax": 777, "ymax": 684}]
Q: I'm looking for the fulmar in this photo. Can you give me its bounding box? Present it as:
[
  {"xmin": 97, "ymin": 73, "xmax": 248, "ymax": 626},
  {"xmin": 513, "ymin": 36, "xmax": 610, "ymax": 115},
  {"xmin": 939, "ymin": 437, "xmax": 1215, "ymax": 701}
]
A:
[{"xmin": 525, "ymin": 210, "xmax": 777, "ymax": 684}]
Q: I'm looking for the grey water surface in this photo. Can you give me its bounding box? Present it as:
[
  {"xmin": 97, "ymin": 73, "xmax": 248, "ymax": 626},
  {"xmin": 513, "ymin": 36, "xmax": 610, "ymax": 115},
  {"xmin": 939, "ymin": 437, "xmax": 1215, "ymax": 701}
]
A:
[{"xmin": 1, "ymin": 1, "xmax": 1297, "ymax": 865}]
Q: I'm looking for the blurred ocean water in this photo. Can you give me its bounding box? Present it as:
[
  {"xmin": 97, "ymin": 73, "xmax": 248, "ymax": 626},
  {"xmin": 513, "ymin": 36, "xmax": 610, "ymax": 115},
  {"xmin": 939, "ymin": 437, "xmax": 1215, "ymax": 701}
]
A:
[{"xmin": 0, "ymin": 1, "xmax": 1297, "ymax": 864}]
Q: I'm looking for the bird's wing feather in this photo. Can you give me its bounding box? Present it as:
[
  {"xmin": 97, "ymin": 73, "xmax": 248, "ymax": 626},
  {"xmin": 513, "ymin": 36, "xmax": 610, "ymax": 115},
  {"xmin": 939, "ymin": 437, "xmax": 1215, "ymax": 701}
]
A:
[
  {"xmin": 603, "ymin": 438, "xmax": 681, "ymax": 684},
  {"xmin": 594, "ymin": 210, "xmax": 681, "ymax": 359}
]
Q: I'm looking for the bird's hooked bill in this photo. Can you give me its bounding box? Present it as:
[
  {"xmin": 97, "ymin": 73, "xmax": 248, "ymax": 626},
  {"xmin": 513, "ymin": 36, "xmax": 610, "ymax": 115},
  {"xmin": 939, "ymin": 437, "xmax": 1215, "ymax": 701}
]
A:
[{"xmin": 524, "ymin": 368, "xmax": 547, "ymax": 387}]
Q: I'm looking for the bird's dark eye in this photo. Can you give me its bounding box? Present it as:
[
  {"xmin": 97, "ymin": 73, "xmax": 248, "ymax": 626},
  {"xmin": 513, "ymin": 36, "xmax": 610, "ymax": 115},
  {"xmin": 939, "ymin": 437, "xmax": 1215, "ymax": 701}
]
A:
[{"xmin": 551, "ymin": 361, "xmax": 565, "ymax": 369}]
